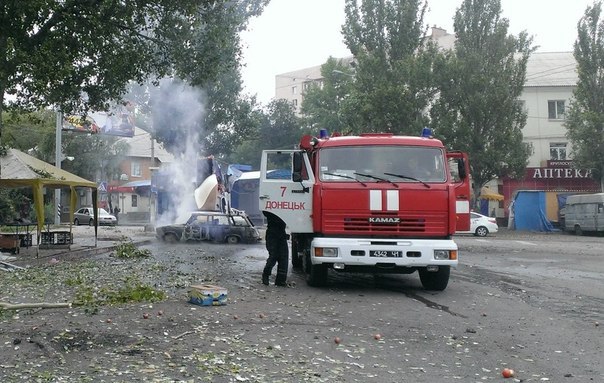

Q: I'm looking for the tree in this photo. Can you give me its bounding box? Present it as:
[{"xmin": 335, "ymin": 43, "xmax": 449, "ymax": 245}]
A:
[
  {"xmin": 430, "ymin": 0, "xmax": 534, "ymax": 201},
  {"xmin": 341, "ymin": 0, "xmax": 441, "ymax": 134},
  {"xmin": 1, "ymin": 110, "xmax": 56, "ymax": 155},
  {"xmin": 301, "ymin": 57, "xmax": 357, "ymax": 134},
  {"xmin": 230, "ymin": 100, "xmax": 304, "ymax": 169},
  {"xmin": 0, "ymin": 0, "xmax": 267, "ymax": 169},
  {"xmin": 565, "ymin": 1, "xmax": 604, "ymax": 189}
]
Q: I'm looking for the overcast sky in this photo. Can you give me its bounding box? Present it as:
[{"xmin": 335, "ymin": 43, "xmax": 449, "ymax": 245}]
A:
[{"xmin": 240, "ymin": 0, "xmax": 597, "ymax": 104}]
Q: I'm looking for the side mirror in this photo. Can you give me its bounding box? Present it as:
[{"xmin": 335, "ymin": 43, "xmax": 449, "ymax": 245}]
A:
[
  {"xmin": 292, "ymin": 152, "xmax": 303, "ymax": 182},
  {"xmin": 457, "ymin": 159, "xmax": 467, "ymax": 180}
]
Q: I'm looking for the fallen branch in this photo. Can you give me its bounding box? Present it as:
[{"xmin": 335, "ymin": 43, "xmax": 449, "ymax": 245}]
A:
[
  {"xmin": 0, "ymin": 261, "xmax": 24, "ymax": 271},
  {"xmin": 0, "ymin": 301, "xmax": 72, "ymax": 310},
  {"xmin": 172, "ymin": 330, "xmax": 195, "ymax": 340}
]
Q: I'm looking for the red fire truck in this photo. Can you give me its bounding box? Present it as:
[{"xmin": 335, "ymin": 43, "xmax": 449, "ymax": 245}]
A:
[{"xmin": 259, "ymin": 130, "xmax": 470, "ymax": 290}]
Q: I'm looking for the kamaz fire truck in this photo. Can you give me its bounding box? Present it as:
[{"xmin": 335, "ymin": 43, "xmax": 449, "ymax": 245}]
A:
[{"xmin": 258, "ymin": 130, "xmax": 471, "ymax": 291}]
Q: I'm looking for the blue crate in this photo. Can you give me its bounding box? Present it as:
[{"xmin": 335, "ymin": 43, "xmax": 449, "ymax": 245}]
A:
[{"xmin": 188, "ymin": 284, "xmax": 228, "ymax": 306}]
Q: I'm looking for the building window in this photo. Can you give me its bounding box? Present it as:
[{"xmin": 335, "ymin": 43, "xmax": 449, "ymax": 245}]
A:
[
  {"xmin": 292, "ymin": 99, "xmax": 298, "ymax": 107},
  {"xmin": 550, "ymin": 143, "xmax": 567, "ymax": 160},
  {"xmin": 131, "ymin": 162, "xmax": 141, "ymax": 177},
  {"xmin": 131, "ymin": 194, "xmax": 138, "ymax": 207},
  {"xmin": 292, "ymin": 85, "xmax": 298, "ymax": 95},
  {"xmin": 548, "ymin": 100, "xmax": 565, "ymax": 120}
]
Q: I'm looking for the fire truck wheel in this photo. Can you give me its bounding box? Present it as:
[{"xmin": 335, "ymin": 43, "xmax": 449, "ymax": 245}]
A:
[
  {"xmin": 291, "ymin": 241, "xmax": 303, "ymax": 269},
  {"xmin": 304, "ymin": 254, "xmax": 327, "ymax": 286},
  {"xmin": 292, "ymin": 254, "xmax": 303, "ymax": 269},
  {"xmin": 418, "ymin": 266, "xmax": 450, "ymax": 291}
]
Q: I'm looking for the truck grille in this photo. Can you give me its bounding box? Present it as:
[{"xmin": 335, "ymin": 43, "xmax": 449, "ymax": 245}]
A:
[{"xmin": 323, "ymin": 211, "xmax": 447, "ymax": 235}]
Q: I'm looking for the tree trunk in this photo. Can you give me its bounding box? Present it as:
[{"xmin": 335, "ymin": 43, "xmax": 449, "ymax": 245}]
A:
[{"xmin": 0, "ymin": 89, "xmax": 4, "ymax": 178}]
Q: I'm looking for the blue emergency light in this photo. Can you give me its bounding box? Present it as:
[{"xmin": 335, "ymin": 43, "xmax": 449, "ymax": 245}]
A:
[{"xmin": 421, "ymin": 127, "xmax": 433, "ymax": 137}]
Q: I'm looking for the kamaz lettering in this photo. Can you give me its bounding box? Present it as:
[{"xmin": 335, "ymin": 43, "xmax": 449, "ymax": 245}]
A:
[{"xmin": 369, "ymin": 217, "xmax": 400, "ymax": 223}]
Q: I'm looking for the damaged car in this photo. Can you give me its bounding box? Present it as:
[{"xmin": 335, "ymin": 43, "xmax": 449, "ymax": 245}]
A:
[{"xmin": 156, "ymin": 210, "xmax": 261, "ymax": 244}]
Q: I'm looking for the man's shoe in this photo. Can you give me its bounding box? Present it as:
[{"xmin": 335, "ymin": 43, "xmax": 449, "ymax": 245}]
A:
[
  {"xmin": 262, "ymin": 275, "xmax": 269, "ymax": 285},
  {"xmin": 275, "ymin": 281, "xmax": 287, "ymax": 287}
]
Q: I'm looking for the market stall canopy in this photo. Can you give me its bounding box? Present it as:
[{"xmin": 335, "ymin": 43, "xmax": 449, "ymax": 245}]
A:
[
  {"xmin": 0, "ymin": 148, "xmax": 98, "ymax": 238},
  {"xmin": 479, "ymin": 187, "xmax": 504, "ymax": 201}
]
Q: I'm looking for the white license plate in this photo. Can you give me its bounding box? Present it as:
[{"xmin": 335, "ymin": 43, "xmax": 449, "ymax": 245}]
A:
[{"xmin": 370, "ymin": 250, "xmax": 403, "ymax": 258}]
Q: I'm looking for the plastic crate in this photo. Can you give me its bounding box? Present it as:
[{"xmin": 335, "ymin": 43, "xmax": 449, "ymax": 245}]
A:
[
  {"xmin": 188, "ymin": 284, "xmax": 227, "ymax": 306},
  {"xmin": 40, "ymin": 231, "xmax": 73, "ymax": 246}
]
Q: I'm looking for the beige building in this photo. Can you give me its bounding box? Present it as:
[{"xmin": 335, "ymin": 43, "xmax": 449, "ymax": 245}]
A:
[{"xmin": 521, "ymin": 51, "xmax": 577, "ymax": 167}]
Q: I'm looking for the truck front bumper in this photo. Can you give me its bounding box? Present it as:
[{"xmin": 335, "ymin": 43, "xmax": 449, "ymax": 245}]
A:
[{"xmin": 310, "ymin": 237, "xmax": 458, "ymax": 268}]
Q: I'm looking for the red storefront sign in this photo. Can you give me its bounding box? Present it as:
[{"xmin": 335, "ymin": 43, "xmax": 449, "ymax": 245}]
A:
[
  {"xmin": 502, "ymin": 163, "xmax": 600, "ymax": 210},
  {"xmin": 107, "ymin": 185, "xmax": 135, "ymax": 193}
]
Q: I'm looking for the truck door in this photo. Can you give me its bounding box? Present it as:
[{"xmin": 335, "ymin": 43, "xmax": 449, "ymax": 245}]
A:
[
  {"xmin": 259, "ymin": 150, "xmax": 315, "ymax": 233},
  {"xmin": 447, "ymin": 151, "xmax": 471, "ymax": 231}
]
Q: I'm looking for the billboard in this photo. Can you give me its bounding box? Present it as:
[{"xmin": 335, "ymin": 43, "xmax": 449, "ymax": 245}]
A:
[
  {"xmin": 62, "ymin": 115, "xmax": 100, "ymax": 134},
  {"xmin": 63, "ymin": 101, "xmax": 136, "ymax": 138},
  {"xmin": 90, "ymin": 101, "xmax": 135, "ymax": 137}
]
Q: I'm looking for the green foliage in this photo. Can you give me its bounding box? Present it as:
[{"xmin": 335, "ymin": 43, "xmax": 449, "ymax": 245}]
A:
[
  {"xmin": 62, "ymin": 133, "xmax": 128, "ymax": 183},
  {"xmin": 340, "ymin": 0, "xmax": 441, "ymax": 134},
  {"xmin": 114, "ymin": 239, "xmax": 152, "ymax": 259},
  {"xmin": 230, "ymin": 99, "xmax": 304, "ymax": 168},
  {"xmin": 73, "ymin": 276, "xmax": 165, "ymax": 310},
  {"xmin": 0, "ymin": 189, "xmax": 32, "ymax": 223},
  {"xmin": 301, "ymin": 58, "xmax": 357, "ymax": 133},
  {"xmin": 0, "ymin": 0, "xmax": 268, "ymax": 161},
  {"xmin": 1, "ymin": 110, "xmax": 55, "ymax": 152},
  {"xmin": 565, "ymin": 2, "xmax": 604, "ymax": 183},
  {"xmin": 0, "ymin": 189, "xmax": 18, "ymax": 222},
  {"xmin": 430, "ymin": 0, "xmax": 534, "ymax": 196}
]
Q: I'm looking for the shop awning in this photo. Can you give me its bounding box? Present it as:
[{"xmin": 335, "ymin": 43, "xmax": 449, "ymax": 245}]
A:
[
  {"xmin": 479, "ymin": 187, "xmax": 504, "ymax": 201},
  {"xmin": 122, "ymin": 180, "xmax": 151, "ymax": 188},
  {"xmin": 107, "ymin": 180, "xmax": 151, "ymax": 193}
]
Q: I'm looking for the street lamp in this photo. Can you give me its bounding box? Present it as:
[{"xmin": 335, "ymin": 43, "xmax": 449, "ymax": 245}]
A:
[{"xmin": 332, "ymin": 69, "xmax": 355, "ymax": 78}]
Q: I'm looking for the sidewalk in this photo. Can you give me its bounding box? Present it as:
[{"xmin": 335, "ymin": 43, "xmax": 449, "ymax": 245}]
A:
[{"xmin": 1, "ymin": 224, "xmax": 155, "ymax": 267}]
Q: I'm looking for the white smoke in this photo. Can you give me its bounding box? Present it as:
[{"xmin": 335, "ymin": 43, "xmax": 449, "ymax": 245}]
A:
[{"xmin": 150, "ymin": 78, "xmax": 208, "ymax": 226}]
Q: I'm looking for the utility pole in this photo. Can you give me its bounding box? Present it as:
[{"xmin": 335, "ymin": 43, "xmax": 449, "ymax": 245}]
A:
[{"xmin": 54, "ymin": 111, "xmax": 62, "ymax": 225}]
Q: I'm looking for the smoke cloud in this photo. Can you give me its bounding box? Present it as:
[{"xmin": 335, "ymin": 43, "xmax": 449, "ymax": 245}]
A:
[{"xmin": 150, "ymin": 78, "xmax": 208, "ymax": 226}]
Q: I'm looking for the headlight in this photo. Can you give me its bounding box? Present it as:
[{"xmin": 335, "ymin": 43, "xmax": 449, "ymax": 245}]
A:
[
  {"xmin": 434, "ymin": 250, "xmax": 456, "ymax": 260},
  {"xmin": 314, "ymin": 247, "xmax": 338, "ymax": 257}
]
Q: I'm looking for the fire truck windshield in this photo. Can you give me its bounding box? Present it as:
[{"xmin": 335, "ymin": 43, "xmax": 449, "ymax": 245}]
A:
[{"xmin": 319, "ymin": 146, "xmax": 446, "ymax": 183}]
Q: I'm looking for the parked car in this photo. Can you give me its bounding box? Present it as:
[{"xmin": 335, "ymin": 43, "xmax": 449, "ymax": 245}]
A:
[
  {"xmin": 457, "ymin": 212, "xmax": 499, "ymax": 237},
  {"xmin": 73, "ymin": 207, "xmax": 117, "ymax": 226},
  {"xmin": 156, "ymin": 210, "xmax": 261, "ymax": 244}
]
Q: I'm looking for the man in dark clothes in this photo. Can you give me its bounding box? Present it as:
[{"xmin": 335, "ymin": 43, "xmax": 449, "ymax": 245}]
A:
[
  {"xmin": 113, "ymin": 206, "xmax": 120, "ymax": 224},
  {"xmin": 262, "ymin": 212, "xmax": 289, "ymax": 286}
]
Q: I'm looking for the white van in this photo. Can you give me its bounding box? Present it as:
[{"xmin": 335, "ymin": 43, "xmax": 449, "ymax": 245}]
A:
[{"xmin": 563, "ymin": 193, "xmax": 604, "ymax": 235}]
